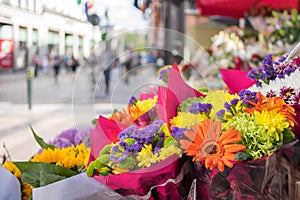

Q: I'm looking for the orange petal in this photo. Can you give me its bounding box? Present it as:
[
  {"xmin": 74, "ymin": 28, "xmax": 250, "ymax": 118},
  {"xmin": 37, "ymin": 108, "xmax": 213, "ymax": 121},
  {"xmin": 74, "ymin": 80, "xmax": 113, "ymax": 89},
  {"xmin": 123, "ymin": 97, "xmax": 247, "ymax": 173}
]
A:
[
  {"xmin": 221, "ymin": 157, "xmax": 233, "ymax": 168},
  {"xmin": 205, "ymin": 157, "xmax": 212, "ymax": 169},
  {"xmin": 179, "ymin": 139, "xmax": 192, "ymax": 150},
  {"xmin": 221, "ymin": 137, "xmax": 242, "ymax": 145},
  {"xmin": 217, "ymin": 160, "xmax": 225, "ymax": 172},
  {"xmin": 224, "ymin": 144, "xmax": 246, "ymax": 153},
  {"xmin": 219, "ymin": 127, "xmax": 239, "ymax": 142}
]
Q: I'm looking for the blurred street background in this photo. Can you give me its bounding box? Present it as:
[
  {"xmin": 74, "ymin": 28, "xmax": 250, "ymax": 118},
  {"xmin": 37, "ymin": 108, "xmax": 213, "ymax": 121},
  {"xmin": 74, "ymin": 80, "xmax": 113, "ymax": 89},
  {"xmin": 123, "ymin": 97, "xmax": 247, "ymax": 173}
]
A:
[
  {"xmin": 1, "ymin": 0, "xmax": 299, "ymax": 161},
  {"xmin": 0, "ymin": 0, "xmax": 227, "ymax": 161}
]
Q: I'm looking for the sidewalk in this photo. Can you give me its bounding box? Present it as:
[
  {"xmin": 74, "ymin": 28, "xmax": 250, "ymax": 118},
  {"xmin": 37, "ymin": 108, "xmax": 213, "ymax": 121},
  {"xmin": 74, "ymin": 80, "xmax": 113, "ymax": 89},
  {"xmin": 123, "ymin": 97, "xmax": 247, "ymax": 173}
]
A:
[{"xmin": 0, "ymin": 65, "xmax": 160, "ymax": 161}]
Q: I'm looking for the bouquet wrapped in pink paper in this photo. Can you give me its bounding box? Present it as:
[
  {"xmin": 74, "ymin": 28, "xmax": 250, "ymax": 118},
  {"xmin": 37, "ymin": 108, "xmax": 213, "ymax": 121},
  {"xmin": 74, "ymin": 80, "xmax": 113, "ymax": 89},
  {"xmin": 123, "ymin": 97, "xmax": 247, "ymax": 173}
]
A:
[{"xmin": 86, "ymin": 76, "xmax": 198, "ymax": 199}]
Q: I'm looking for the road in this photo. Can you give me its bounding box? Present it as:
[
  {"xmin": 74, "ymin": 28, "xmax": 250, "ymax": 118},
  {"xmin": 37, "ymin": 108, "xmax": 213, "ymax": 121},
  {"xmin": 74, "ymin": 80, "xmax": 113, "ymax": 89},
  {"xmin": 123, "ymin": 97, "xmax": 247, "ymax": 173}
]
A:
[{"xmin": 0, "ymin": 64, "xmax": 160, "ymax": 161}]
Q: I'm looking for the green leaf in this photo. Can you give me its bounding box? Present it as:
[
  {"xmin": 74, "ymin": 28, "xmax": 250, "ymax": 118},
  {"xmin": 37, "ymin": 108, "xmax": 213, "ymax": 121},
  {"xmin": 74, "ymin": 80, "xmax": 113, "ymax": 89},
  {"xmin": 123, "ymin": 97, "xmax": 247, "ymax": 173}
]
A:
[
  {"xmin": 29, "ymin": 125, "xmax": 56, "ymax": 150},
  {"xmin": 235, "ymin": 151, "xmax": 250, "ymax": 161},
  {"xmin": 283, "ymin": 128, "xmax": 294, "ymax": 143},
  {"xmin": 164, "ymin": 137, "xmax": 179, "ymax": 147},
  {"xmin": 91, "ymin": 118, "xmax": 98, "ymax": 126},
  {"xmin": 14, "ymin": 162, "xmax": 77, "ymax": 187}
]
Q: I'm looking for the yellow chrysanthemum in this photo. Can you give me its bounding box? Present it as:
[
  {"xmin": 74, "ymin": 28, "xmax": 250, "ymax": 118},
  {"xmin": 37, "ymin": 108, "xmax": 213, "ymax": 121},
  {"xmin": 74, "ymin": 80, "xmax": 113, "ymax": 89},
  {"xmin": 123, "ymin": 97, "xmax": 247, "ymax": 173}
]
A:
[
  {"xmin": 128, "ymin": 96, "xmax": 158, "ymax": 120},
  {"xmin": 158, "ymin": 145, "xmax": 182, "ymax": 161},
  {"xmin": 31, "ymin": 143, "xmax": 90, "ymax": 170},
  {"xmin": 136, "ymin": 144, "xmax": 158, "ymax": 168},
  {"xmin": 245, "ymin": 92, "xmax": 296, "ymax": 127},
  {"xmin": 254, "ymin": 109, "xmax": 290, "ymax": 134},
  {"xmin": 170, "ymin": 112, "xmax": 207, "ymax": 128}
]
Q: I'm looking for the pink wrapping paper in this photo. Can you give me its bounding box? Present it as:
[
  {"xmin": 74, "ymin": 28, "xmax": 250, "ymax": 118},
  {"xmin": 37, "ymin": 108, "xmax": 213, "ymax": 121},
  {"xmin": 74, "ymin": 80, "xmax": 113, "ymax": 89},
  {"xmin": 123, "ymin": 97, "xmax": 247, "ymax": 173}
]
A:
[{"xmin": 220, "ymin": 68, "xmax": 255, "ymax": 94}]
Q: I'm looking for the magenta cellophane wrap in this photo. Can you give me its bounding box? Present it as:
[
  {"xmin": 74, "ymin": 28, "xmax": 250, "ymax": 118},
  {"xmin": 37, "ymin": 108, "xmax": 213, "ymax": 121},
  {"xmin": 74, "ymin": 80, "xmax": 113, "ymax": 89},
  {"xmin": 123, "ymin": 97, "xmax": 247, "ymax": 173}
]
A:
[
  {"xmin": 93, "ymin": 155, "xmax": 195, "ymax": 199},
  {"xmin": 89, "ymin": 115, "xmax": 195, "ymax": 199},
  {"xmin": 191, "ymin": 139, "xmax": 300, "ymax": 200}
]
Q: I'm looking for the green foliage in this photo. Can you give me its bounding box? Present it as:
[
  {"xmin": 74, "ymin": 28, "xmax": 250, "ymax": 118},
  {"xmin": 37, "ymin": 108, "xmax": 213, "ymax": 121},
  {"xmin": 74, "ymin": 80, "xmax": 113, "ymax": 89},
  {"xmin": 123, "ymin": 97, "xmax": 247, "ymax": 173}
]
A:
[
  {"xmin": 118, "ymin": 156, "xmax": 136, "ymax": 170},
  {"xmin": 269, "ymin": 9, "xmax": 300, "ymax": 45},
  {"xmin": 91, "ymin": 118, "xmax": 98, "ymax": 126},
  {"xmin": 164, "ymin": 136, "xmax": 179, "ymax": 147},
  {"xmin": 30, "ymin": 125, "xmax": 56, "ymax": 150},
  {"xmin": 14, "ymin": 162, "xmax": 77, "ymax": 187},
  {"xmin": 86, "ymin": 159, "xmax": 104, "ymax": 177},
  {"xmin": 235, "ymin": 151, "xmax": 250, "ymax": 161},
  {"xmin": 283, "ymin": 128, "xmax": 295, "ymax": 143}
]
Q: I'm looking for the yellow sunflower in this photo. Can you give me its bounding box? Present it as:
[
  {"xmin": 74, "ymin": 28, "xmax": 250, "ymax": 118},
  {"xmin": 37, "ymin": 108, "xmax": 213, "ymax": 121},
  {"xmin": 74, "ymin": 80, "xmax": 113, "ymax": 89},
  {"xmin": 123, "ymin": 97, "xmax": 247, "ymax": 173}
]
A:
[
  {"xmin": 2, "ymin": 161, "xmax": 32, "ymax": 200},
  {"xmin": 31, "ymin": 143, "xmax": 90, "ymax": 171},
  {"xmin": 180, "ymin": 119, "xmax": 245, "ymax": 172}
]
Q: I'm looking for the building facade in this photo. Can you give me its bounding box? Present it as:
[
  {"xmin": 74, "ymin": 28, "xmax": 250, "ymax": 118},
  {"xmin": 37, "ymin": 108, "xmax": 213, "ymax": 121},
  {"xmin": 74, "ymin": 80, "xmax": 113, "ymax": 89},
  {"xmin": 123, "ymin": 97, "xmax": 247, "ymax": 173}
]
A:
[{"xmin": 0, "ymin": 0, "xmax": 101, "ymax": 70}]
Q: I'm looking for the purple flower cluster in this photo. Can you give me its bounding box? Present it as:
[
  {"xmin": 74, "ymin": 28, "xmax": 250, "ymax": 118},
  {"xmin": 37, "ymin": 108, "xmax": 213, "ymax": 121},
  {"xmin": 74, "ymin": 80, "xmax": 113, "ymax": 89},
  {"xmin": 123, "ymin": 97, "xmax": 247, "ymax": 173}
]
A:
[
  {"xmin": 238, "ymin": 89, "xmax": 258, "ymax": 107},
  {"xmin": 248, "ymin": 54, "xmax": 300, "ymax": 87},
  {"xmin": 111, "ymin": 120, "xmax": 165, "ymax": 163},
  {"xmin": 171, "ymin": 126, "xmax": 188, "ymax": 141},
  {"xmin": 188, "ymin": 103, "xmax": 213, "ymax": 115},
  {"xmin": 158, "ymin": 67, "xmax": 171, "ymax": 82},
  {"xmin": 248, "ymin": 54, "xmax": 276, "ymax": 87},
  {"xmin": 224, "ymin": 98, "xmax": 240, "ymax": 113},
  {"xmin": 49, "ymin": 127, "xmax": 91, "ymax": 148}
]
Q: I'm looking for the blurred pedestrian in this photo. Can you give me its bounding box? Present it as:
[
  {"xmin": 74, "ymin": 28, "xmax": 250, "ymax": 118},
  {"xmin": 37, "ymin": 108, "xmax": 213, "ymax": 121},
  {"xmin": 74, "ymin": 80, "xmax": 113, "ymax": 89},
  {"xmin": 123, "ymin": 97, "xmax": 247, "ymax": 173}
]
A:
[
  {"xmin": 124, "ymin": 48, "xmax": 133, "ymax": 84},
  {"xmin": 51, "ymin": 52, "xmax": 61, "ymax": 82},
  {"xmin": 99, "ymin": 41, "xmax": 116, "ymax": 95},
  {"xmin": 68, "ymin": 54, "xmax": 79, "ymax": 79},
  {"xmin": 32, "ymin": 51, "xmax": 41, "ymax": 77}
]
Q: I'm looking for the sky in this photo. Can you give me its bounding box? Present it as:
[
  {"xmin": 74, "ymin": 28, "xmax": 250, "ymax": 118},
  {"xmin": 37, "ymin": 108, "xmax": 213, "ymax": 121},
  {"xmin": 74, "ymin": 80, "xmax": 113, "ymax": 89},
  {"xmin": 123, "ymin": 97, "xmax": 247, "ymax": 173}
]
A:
[{"xmin": 92, "ymin": 0, "xmax": 149, "ymax": 31}]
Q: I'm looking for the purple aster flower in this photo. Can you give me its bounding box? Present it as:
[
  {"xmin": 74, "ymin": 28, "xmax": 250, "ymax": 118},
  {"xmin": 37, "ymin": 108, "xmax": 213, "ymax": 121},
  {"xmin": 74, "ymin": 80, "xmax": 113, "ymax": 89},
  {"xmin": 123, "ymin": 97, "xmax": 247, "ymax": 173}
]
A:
[
  {"xmin": 158, "ymin": 67, "xmax": 171, "ymax": 82},
  {"xmin": 171, "ymin": 126, "xmax": 187, "ymax": 141},
  {"xmin": 188, "ymin": 103, "xmax": 213, "ymax": 114},
  {"xmin": 118, "ymin": 125, "xmax": 136, "ymax": 140},
  {"xmin": 216, "ymin": 109, "xmax": 225, "ymax": 119},
  {"xmin": 224, "ymin": 102, "xmax": 231, "ymax": 111},
  {"xmin": 230, "ymin": 98, "xmax": 239, "ymax": 106},
  {"xmin": 128, "ymin": 96, "xmax": 138, "ymax": 105},
  {"xmin": 50, "ymin": 137, "xmax": 73, "ymax": 149},
  {"xmin": 238, "ymin": 89, "xmax": 257, "ymax": 107},
  {"xmin": 154, "ymin": 140, "xmax": 164, "ymax": 153}
]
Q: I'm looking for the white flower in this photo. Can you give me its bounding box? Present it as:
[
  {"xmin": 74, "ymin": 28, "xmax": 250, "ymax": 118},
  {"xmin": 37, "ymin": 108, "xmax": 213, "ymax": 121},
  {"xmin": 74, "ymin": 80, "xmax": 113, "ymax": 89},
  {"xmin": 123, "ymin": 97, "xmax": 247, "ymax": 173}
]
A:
[{"xmin": 248, "ymin": 69, "xmax": 300, "ymax": 96}]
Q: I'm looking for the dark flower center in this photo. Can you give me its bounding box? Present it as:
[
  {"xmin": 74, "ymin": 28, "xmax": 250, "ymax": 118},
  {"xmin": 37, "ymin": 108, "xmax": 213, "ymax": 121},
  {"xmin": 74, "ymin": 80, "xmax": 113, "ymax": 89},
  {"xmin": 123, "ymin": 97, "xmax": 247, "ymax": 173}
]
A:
[{"xmin": 205, "ymin": 144, "xmax": 218, "ymax": 155}]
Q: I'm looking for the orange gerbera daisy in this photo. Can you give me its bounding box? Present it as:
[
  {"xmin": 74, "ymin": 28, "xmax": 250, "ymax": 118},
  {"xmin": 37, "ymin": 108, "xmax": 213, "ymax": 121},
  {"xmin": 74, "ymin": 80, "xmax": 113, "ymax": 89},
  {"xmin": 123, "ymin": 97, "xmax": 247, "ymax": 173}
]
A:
[
  {"xmin": 180, "ymin": 119, "xmax": 245, "ymax": 172},
  {"xmin": 244, "ymin": 92, "xmax": 297, "ymax": 127}
]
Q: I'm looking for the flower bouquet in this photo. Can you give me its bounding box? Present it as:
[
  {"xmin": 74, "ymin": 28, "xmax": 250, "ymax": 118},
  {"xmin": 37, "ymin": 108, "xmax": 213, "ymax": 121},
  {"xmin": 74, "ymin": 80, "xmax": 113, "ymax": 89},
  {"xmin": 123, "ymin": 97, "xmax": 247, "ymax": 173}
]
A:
[
  {"xmin": 86, "ymin": 65, "xmax": 205, "ymax": 199},
  {"xmin": 216, "ymin": 46, "xmax": 300, "ymax": 199},
  {"xmin": 1, "ymin": 126, "xmax": 91, "ymax": 200}
]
